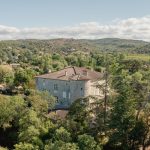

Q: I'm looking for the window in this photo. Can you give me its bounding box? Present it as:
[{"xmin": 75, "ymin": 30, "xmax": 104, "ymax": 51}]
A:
[
  {"xmin": 36, "ymin": 78, "xmax": 39, "ymax": 84},
  {"xmin": 83, "ymin": 70, "xmax": 88, "ymax": 76},
  {"xmin": 54, "ymin": 84, "xmax": 58, "ymax": 93},
  {"xmin": 68, "ymin": 86, "xmax": 70, "ymax": 91},
  {"xmin": 68, "ymin": 92, "xmax": 70, "ymax": 99},
  {"xmin": 43, "ymin": 80, "xmax": 46, "ymax": 86},
  {"xmin": 54, "ymin": 84, "xmax": 58, "ymax": 90},
  {"xmin": 63, "ymin": 91, "xmax": 66, "ymax": 98}
]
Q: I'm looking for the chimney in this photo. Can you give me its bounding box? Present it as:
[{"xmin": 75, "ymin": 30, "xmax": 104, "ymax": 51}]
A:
[
  {"xmin": 77, "ymin": 74, "xmax": 81, "ymax": 80},
  {"xmin": 65, "ymin": 71, "xmax": 68, "ymax": 76},
  {"xmin": 91, "ymin": 68, "xmax": 94, "ymax": 71}
]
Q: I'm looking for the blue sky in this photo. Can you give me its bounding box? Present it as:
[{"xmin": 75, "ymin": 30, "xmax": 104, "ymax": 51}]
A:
[
  {"xmin": 0, "ymin": 0, "xmax": 150, "ymax": 40},
  {"xmin": 0, "ymin": 0, "xmax": 150, "ymax": 27}
]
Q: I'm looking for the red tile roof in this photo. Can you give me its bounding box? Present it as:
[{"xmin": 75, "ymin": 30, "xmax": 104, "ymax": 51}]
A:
[{"xmin": 35, "ymin": 66, "xmax": 103, "ymax": 81}]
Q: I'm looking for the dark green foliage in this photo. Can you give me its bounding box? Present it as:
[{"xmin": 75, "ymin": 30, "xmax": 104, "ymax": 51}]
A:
[
  {"xmin": 0, "ymin": 39, "xmax": 150, "ymax": 149},
  {"xmin": 45, "ymin": 140, "xmax": 79, "ymax": 150},
  {"xmin": 78, "ymin": 134, "xmax": 101, "ymax": 150}
]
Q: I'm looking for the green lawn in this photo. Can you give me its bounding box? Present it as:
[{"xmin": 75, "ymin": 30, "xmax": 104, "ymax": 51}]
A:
[{"xmin": 126, "ymin": 54, "xmax": 150, "ymax": 61}]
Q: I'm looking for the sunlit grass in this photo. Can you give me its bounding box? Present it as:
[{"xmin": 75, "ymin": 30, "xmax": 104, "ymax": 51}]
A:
[{"xmin": 125, "ymin": 54, "xmax": 150, "ymax": 61}]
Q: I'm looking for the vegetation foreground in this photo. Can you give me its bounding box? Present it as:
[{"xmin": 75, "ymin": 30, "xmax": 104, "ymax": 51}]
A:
[{"xmin": 0, "ymin": 39, "xmax": 150, "ymax": 150}]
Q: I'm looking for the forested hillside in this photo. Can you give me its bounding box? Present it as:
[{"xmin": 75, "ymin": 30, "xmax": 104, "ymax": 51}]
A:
[
  {"xmin": 0, "ymin": 38, "xmax": 149, "ymax": 63},
  {"xmin": 0, "ymin": 38, "xmax": 150, "ymax": 150}
]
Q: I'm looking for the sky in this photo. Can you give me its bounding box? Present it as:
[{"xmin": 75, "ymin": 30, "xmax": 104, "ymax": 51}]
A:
[{"xmin": 0, "ymin": 0, "xmax": 150, "ymax": 41}]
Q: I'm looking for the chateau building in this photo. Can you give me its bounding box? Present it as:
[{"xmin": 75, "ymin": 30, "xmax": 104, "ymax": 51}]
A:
[{"xmin": 35, "ymin": 66, "xmax": 104, "ymax": 108}]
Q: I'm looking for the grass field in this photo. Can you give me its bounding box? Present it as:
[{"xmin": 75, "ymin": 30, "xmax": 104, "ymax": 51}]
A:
[{"xmin": 126, "ymin": 54, "xmax": 150, "ymax": 61}]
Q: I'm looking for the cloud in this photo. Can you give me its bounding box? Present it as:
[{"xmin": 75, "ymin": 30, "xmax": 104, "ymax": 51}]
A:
[{"xmin": 0, "ymin": 16, "xmax": 150, "ymax": 41}]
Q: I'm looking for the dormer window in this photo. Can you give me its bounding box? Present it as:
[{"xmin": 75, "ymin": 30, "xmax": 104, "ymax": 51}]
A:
[{"xmin": 83, "ymin": 70, "xmax": 88, "ymax": 76}]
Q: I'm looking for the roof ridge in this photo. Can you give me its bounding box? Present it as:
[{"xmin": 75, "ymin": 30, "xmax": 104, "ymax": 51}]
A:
[
  {"xmin": 57, "ymin": 74, "xmax": 66, "ymax": 78},
  {"xmin": 73, "ymin": 66, "xmax": 77, "ymax": 75},
  {"xmin": 45, "ymin": 66, "xmax": 73, "ymax": 74}
]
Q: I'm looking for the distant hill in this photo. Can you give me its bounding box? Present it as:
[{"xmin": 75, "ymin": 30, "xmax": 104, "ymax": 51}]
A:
[
  {"xmin": 0, "ymin": 38, "xmax": 149, "ymax": 57},
  {"xmin": 81, "ymin": 38, "xmax": 149, "ymax": 53}
]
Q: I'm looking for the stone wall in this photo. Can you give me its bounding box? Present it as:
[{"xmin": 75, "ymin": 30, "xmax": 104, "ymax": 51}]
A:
[
  {"xmin": 35, "ymin": 78, "xmax": 104, "ymax": 108},
  {"xmin": 36, "ymin": 78, "xmax": 88, "ymax": 108}
]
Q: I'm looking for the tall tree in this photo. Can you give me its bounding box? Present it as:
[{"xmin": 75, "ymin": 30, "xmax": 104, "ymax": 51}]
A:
[{"xmin": 109, "ymin": 71, "xmax": 137, "ymax": 149}]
